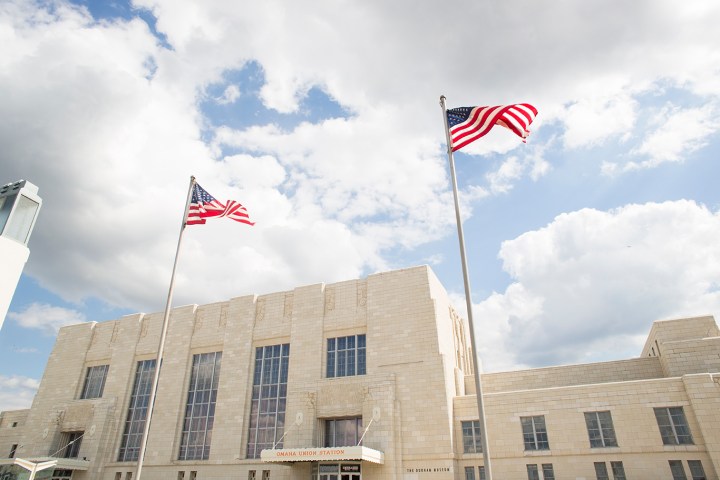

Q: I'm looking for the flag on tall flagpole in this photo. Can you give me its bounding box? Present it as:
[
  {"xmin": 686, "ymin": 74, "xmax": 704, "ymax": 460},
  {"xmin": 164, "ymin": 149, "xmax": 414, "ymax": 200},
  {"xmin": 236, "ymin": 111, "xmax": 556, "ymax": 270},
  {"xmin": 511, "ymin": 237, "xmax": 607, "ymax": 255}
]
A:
[
  {"xmin": 446, "ymin": 103, "xmax": 538, "ymax": 151},
  {"xmin": 186, "ymin": 182, "xmax": 254, "ymax": 226}
]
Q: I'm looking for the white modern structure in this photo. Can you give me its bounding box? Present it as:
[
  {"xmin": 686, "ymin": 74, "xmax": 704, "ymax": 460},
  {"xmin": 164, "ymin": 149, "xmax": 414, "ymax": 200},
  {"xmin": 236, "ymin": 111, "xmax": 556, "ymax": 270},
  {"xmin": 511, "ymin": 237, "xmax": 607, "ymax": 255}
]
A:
[
  {"xmin": 0, "ymin": 179, "xmax": 42, "ymax": 330},
  {"xmin": 1, "ymin": 266, "xmax": 719, "ymax": 480}
]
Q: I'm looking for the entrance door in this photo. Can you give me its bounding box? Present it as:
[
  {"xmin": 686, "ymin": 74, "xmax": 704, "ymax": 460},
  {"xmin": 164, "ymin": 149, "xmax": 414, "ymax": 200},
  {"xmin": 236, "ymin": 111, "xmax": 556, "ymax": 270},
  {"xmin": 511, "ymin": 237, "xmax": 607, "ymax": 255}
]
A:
[{"xmin": 318, "ymin": 463, "xmax": 361, "ymax": 480}]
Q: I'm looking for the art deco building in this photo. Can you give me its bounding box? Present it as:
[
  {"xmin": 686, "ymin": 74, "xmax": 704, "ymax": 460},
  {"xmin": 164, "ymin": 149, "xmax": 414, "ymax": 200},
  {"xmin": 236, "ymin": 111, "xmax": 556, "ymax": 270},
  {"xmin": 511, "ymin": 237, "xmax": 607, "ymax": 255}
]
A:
[{"xmin": 1, "ymin": 266, "xmax": 718, "ymax": 480}]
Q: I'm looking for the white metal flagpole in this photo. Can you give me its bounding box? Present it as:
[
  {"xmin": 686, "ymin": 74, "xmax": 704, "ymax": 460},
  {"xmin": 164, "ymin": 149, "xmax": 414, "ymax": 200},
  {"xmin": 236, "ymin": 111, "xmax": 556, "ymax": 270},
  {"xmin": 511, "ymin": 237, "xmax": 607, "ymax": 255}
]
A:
[
  {"xmin": 440, "ymin": 95, "xmax": 494, "ymax": 480},
  {"xmin": 135, "ymin": 175, "xmax": 197, "ymax": 480}
]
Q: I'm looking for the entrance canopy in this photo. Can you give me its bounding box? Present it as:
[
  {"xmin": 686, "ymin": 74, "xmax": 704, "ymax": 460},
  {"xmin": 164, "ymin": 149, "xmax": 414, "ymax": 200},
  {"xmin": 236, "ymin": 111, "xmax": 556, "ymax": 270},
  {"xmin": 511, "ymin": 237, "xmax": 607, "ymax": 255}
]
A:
[
  {"xmin": 261, "ymin": 446, "xmax": 384, "ymax": 464},
  {"xmin": 0, "ymin": 457, "xmax": 90, "ymax": 472}
]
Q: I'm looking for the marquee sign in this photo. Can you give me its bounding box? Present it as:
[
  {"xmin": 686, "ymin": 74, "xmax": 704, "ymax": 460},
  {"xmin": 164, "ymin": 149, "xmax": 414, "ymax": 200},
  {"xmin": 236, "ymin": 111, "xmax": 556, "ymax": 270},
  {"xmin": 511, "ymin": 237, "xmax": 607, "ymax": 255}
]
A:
[{"xmin": 260, "ymin": 446, "xmax": 384, "ymax": 464}]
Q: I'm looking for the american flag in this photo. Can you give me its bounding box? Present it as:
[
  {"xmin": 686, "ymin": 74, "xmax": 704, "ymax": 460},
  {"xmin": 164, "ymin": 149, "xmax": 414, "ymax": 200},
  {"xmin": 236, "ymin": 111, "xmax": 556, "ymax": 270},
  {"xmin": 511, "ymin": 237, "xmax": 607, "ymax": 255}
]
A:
[
  {"xmin": 446, "ymin": 104, "xmax": 538, "ymax": 152},
  {"xmin": 186, "ymin": 182, "xmax": 254, "ymax": 226}
]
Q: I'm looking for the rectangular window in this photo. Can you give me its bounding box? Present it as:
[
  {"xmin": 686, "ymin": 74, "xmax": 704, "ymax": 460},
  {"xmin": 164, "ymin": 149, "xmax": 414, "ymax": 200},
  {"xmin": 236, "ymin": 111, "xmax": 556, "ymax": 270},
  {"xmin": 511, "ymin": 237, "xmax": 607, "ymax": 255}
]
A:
[
  {"xmin": 327, "ymin": 334, "xmax": 366, "ymax": 377},
  {"xmin": 51, "ymin": 470, "xmax": 73, "ymax": 480},
  {"xmin": 8, "ymin": 444, "xmax": 17, "ymax": 458},
  {"xmin": 262, "ymin": 471, "xmax": 270, "ymax": 480},
  {"xmin": 670, "ymin": 460, "xmax": 688, "ymax": 480},
  {"xmin": 585, "ymin": 411, "xmax": 618, "ymax": 447},
  {"xmin": 246, "ymin": 344, "xmax": 290, "ymax": 459},
  {"xmin": 80, "ymin": 364, "xmax": 109, "ymax": 399},
  {"xmin": 521, "ymin": 416, "xmax": 549, "ymax": 450},
  {"xmin": 655, "ymin": 407, "xmax": 693, "ymax": 445},
  {"xmin": 178, "ymin": 352, "xmax": 223, "ymax": 461},
  {"xmin": 59, "ymin": 431, "xmax": 83, "ymax": 458},
  {"xmin": 688, "ymin": 460, "xmax": 706, "ymax": 480},
  {"xmin": 118, "ymin": 359, "xmax": 156, "ymax": 461},
  {"xmin": 464, "ymin": 466, "xmax": 475, "ymax": 480},
  {"xmin": 526, "ymin": 464, "xmax": 539, "ymax": 480},
  {"xmin": 189, "ymin": 472, "xmax": 197, "ymax": 480},
  {"xmin": 479, "ymin": 466, "xmax": 485, "ymax": 480},
  {"xmin": 542, "ymin": 464, "xmax": 555, "ymax": 480},
  {"xmin": 594, "ymin": 462, "xmax": 609, "ymax": 480},
  {"xmin": 177, "ymin": 473, "xmax": 185, "ymax": 480},
  {"xmin": 325, "ymin": 417, "xmax": 362, "ymax": 447},
  {"xmin": 462, "ymin": 420, "xmax": 483, "ymax": 453},
  {"xmin": 248, "ymin": 471, "xmax": 256, "ymax": 480},
  {"xmin": 611, "ymin": 461, "xmax": 626, "ymax": 480}
]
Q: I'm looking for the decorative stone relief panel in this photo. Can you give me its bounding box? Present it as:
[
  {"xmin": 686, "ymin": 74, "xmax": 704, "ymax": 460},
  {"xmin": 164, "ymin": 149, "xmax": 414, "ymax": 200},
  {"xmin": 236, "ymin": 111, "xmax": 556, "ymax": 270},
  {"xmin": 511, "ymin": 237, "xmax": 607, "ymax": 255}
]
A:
[
  {"xmin": 193, "ymin": 310, "xmax": 205, "ymax": 332},
  {"xmin": 284, "ymin": 293, "xmax": 293, "ymax": 319},
  {"xmin": 357, "ymin": 285, "xmax": 367, "ymax": 307},
  {"xmin": 325, "ymin": 288, "xmax": 335, "ymax": 314},
  {"xmin": 255, "ymin": 297, "xmax": 266, "ymax": 322},
  {"xmin": 219, "ymin": 304, "xmax": 228, "ymax": 327}
]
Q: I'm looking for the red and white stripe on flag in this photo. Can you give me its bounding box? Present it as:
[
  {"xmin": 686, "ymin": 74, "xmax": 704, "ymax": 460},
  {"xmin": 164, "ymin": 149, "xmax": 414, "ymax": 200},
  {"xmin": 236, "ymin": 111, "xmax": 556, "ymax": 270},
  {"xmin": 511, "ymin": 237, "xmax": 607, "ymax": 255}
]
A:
[{"xmin": 448, "ymin": 104, "xmax": 538, "ymax": 152}]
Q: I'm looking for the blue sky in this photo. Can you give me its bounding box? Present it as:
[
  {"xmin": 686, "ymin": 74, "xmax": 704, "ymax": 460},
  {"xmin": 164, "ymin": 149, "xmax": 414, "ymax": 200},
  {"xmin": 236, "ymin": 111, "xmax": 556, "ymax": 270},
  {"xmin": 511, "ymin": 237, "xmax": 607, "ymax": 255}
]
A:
[{"xmin": 1, "ymin": 0, "xmax": 719, "ymax": 411}]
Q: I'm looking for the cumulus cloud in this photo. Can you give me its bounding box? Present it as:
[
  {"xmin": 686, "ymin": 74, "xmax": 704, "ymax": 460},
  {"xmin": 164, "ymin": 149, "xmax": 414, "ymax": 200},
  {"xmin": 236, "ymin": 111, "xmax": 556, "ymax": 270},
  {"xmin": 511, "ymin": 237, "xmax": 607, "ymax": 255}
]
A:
[
  {"xmin": 0, "ymin": 0, "xmax": 718, "ymax": 369},
  {"xmin": 8, "ymin": 303, "xmax": 87, "ymax": 335},
  {"xmin": 474, "ymin": 200, "xmax": 720, "ymax": 372},
  {"xmin": 0, "ymin": 375, "xmax": 40, "ymax": 411}
]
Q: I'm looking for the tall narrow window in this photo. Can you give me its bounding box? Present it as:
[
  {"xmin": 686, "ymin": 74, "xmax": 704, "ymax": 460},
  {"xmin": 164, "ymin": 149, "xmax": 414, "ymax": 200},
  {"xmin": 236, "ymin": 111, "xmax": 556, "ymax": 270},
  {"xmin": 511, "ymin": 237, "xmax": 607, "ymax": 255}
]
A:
[
  {"xmin": 688, "ymin": 460, "xmax": 706, "ymax": 480},
  {"xmin": 462, "ymin": 420, "xmax": 483, "ymax": 453},
  {"xmin": 584, "ymin": 411, "xmax": 618, "ymax": 447},
  {"xmin": 178, "ymin": 352, "xmax": 223, "ymax": 461},
  {"xmin": 542, "ymin": 464, "xmax": 555, "ymax": 480},
  {"xmin": 8, "ymin": 444, "xmax": 17, "ymax": 458},
  {"xmin": 655, "ymin": 407, "xmax": 693, "ymax": 445},
  {"xmin": 246, "ymin": 344, "xmax": 290, "ymax": 459},
  {"xmin": 611, "ymin": 461, "xmax": 626, "ymax": 480},
  {"xmin": 669, "ymin": 460, "xmax": 688, "ymax": 480},
  {"xmin": 464, "ymin": 466, "xmax": 475, "ymax": 480},
  {"xmin": 59, "ymin": 431, "xmax": 83, "ymax": 458},
  {"xmin": 594, "ymin": 462, "xmax": 609, "ymax": 480},
  {"xmin": 327, "ymin": 334, "xmax": 366, "ymax": 377},
  {"xmin": 479, "ymin": 466, "xmax": 486, "ymax": 480},
  {"xmin": 521, "ymin": 416, "xmax": 549, "ymax": 450},
  {"xmin": 526, "ymin": 464, "xmax": 539, "ymax": 480},
  {"xmin": 118, "ymin": 359, "xmax": 157, "ymax": 461},
  {"xmin": 325, "ymin": 418, "xmax": 362, "ymax": 447},
  {"xmin": 80, "ymin": 365, "xmax": 109, "ymax": 399}
]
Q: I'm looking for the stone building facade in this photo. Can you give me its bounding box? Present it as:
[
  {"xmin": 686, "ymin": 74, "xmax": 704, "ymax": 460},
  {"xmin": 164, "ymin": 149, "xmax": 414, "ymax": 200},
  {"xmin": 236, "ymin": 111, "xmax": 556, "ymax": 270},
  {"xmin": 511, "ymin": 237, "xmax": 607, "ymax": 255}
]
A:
[{"xmin": 1, "ymin": 265, "xmax": 719, "ymax": 480}]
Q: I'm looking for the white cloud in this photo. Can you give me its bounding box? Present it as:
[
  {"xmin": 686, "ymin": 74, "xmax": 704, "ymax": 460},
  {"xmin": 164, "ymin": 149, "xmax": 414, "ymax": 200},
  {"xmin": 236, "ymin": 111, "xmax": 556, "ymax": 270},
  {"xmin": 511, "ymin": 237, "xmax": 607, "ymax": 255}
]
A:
[
  {"xmin": 8, "ymin": 303, "xmax": 86, "ymax": 335},
  {"xmin": 562, "ymin": 93, "xmax": 637, "ymax": 148},
  {"xmin": 474, "ymin": 200, "xmax": 720, "ymax": 371},
  {"xmin": 0, "ymin": 375, "xmax": 40, "ymax": 411},
  {"xmin": 624, "ymin": 104, "xmax": 719, "ymax": 170},
  {"xmin": 216, "ymin": 84, "xmax": 240, "ymax": 105},
  {"xmin": 0, "ymin": 0, "xmax": 718, "ymax": 335}
]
